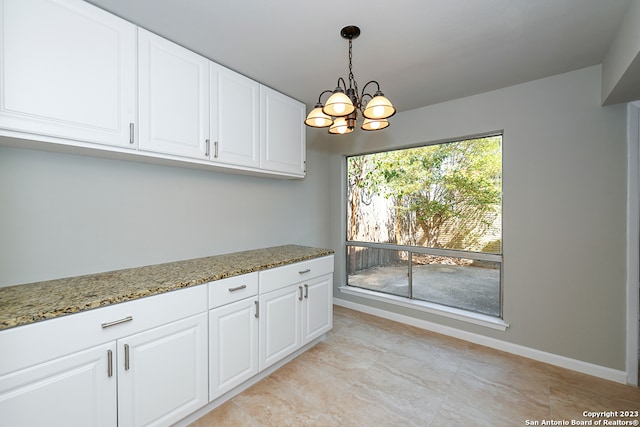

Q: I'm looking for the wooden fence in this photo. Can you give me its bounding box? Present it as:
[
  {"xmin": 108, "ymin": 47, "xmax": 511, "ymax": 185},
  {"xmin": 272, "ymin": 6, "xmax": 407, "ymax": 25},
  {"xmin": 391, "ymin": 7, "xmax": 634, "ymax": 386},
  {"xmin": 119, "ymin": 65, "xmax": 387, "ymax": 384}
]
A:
[{"xmin": 348, "ymin": 246, "xmax": 403, "ymax": 274}]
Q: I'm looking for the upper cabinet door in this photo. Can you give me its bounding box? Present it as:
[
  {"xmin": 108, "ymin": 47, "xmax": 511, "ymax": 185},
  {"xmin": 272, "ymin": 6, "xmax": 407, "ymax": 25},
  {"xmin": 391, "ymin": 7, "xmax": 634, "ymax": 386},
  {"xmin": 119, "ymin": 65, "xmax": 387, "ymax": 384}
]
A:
[
  {"xmin": 0, "ymin": 0, "xmax": 136, "ymax": 148},
  {"xmin": 259, "ymin": 86, "xmax": 306, "ymax": 177},
  {"xmin": 211, "ymin": 64, "xmax": 260, "ymax": 168},
  {"xmin": 138, "ymin": 28, "xmax": 210, "ymax": 160}
]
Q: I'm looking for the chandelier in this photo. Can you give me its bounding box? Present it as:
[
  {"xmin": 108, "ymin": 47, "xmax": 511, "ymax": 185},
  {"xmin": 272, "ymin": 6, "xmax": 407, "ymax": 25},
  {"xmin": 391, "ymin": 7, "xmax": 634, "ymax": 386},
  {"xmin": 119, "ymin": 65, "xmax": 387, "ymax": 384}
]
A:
[{"xmin": 304, "ymin": 25, "xmax": 395, "ymax": 135}]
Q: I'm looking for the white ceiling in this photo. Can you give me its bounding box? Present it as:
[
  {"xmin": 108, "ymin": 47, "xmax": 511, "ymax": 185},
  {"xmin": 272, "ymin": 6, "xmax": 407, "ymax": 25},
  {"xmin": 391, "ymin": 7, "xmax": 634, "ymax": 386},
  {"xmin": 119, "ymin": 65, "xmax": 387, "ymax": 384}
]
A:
[{"xmin": 86, "ymin": 0, "xmax": 632, "ymax": 113}]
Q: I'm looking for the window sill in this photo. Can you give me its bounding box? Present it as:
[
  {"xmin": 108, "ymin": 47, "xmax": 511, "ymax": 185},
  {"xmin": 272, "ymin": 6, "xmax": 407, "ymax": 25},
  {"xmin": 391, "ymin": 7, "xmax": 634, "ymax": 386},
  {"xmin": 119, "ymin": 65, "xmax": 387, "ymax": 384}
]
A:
[{"xmin": 339, "ymin": 285, "xmax": 509, "ymax": 331}]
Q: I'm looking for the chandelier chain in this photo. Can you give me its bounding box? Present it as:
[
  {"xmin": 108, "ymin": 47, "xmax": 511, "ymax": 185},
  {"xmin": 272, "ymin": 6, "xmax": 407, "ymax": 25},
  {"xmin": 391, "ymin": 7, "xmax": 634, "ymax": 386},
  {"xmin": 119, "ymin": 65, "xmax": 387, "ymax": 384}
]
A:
[{"xmin": 347, "ymin": 39, "xmax": 359, "ymax": 108}]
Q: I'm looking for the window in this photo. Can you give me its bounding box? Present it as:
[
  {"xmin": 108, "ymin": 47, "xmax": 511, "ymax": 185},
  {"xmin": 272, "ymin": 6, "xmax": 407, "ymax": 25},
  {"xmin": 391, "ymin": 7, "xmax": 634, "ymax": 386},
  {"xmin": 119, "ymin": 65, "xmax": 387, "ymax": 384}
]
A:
[{"xmin": 346, "ymin": 135, "xmax": 503, "ymax": 318}]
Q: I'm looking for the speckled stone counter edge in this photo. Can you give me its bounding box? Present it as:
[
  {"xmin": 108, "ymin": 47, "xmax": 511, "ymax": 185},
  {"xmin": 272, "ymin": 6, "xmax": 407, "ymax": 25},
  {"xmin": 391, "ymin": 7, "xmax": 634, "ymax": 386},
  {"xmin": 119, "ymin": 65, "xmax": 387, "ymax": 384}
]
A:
[{"xmin": 0, "ymin": 245, "xmax": 334, "ymax": 331}]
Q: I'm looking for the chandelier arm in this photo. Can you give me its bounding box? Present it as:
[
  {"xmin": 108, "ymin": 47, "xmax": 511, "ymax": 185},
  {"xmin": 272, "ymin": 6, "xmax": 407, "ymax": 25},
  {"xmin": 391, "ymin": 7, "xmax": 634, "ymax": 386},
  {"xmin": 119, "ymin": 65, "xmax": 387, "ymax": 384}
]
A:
[
  {"xmin": 316, "ymin": 89, "xmax": 335, "ymax": 104},
  {"xmin": 359, "ymin": 93, "xmax": 372, "ymax": 111},
  {"xmin": 336, "ymin": 77, "xmax": 348, "ymax": 91},
  {"xmin": 360, "ymin": 80, "xmax": 381, "ymax": 100}
]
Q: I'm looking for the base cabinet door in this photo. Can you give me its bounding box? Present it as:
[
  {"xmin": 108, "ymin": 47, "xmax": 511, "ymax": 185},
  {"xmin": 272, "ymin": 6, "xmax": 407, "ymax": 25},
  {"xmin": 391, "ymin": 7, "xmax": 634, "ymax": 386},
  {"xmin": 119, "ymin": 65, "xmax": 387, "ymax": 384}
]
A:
[
  {"xmin": 302, "ymin": 274, "xmax": 333, "ymax": 344},
  {"xmin": 0, "ymin": 0, "xmax": 137, "ymax": 148},
  {"xmin": 209, "ymin": 297, "xmax": 259, "ymax": 400},
  {"xmin": 258, "ymin": 284, "xmax": 302, "ymax": 371},
  {"xmin": 0, "ymin": 342, "xmax": 117, "ymax": 427},
  {"xmin": 117, "ymin": 313, "xmax": 208, "ymax": 427}
]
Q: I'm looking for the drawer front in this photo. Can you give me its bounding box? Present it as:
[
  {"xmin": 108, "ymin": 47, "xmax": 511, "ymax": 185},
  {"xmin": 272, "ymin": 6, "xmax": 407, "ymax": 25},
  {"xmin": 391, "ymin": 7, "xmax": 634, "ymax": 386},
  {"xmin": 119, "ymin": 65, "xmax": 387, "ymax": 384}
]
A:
[
  {"xmin": 0, "ymin": 284, "xmax": 207, "ymax": 376},
  {"xmin": 208, "ymin": 273, "xmax": 259, "ymax": 309},
  {"xmin": 259, "ymin": 255, "xmax": 334, "ymax": 294}
]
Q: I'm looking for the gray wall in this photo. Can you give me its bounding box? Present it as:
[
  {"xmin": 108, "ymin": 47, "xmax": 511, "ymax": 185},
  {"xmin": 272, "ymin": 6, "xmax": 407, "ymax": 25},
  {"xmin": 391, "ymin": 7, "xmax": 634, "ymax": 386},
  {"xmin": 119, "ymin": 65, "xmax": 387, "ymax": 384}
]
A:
[
  {"xmin": 0, "ymin": 141, "xmax": 332, "ymax": 286},
  {"xmin": 0, "ymin": 64, "xmax": 628, "ymax": 372},
  {"xmin": 322, "ymin": 65, "xmax": 628, "ymax": 371}
]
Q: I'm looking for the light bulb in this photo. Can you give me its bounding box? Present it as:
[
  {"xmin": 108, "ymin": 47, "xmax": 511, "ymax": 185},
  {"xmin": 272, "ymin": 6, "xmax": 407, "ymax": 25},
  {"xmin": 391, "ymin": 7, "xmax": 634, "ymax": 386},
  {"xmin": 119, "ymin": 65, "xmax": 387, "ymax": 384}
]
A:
[
  {"xmin": 373, "ymin": 105, "xmax": 385, "ymax": 118},
  {"xmin": 369, "ymin": 120, "xmax": 381, "ymax": 130},
  {"xmin": 333, "ymin": 103, "xmax": 346, "ymax": 114},
  {"xmin": 338, "ymin": 125, "xmax": 347, "ymax": 134},
  {"xmin": 314, "ymin": 117, "xmax": 325, "ymax": 127}
]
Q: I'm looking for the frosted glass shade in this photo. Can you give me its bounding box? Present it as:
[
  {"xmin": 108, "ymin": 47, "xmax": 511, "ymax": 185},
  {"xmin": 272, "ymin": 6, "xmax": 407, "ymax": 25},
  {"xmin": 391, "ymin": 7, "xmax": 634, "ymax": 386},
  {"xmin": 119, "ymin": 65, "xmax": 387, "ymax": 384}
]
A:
[
  {"xmin": 328, "ymin": 117, "xmax": 354, "ymax": 134},
  {"xmin": 363, "ymin": 94, "xmax": 395, "ymax": 119},
  {"xmin": 323, "ymin": 91, "xmax": 355, "ymax": 117},
  {"xmin": 361, "ymin": 118, "xmax": 389, "ymax": 131},
  {"xmin": 304, "ymin": 106, "xmax": 333, "ymax": 128}
]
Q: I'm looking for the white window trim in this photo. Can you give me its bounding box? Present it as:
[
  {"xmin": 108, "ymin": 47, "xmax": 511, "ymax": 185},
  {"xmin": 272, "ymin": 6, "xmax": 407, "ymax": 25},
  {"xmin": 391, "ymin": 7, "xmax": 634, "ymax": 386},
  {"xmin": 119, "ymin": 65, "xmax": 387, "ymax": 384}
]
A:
[
  {"xmin": 344, "ymin": 135, "xmax": 505, "ymax": 330},
  {"xmin": 339, "ymin": 285, "xmax": 509, "ymax": 331}
]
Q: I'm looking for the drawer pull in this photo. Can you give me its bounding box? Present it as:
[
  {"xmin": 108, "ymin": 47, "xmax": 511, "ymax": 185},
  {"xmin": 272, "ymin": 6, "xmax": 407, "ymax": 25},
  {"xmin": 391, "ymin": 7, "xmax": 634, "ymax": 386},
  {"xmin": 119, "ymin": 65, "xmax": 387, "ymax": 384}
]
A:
[
  {"xmin": 101, "ymin": 316, "xmax": 133, "ymax": 329},
  {"xmin": 129, "ymin": 123, "xmax": 134, "ymax": 144},
  {"xmin": 304, "ymin": 284, "xmax": 309, "ymax": 299},
  {"xmin": 228, "ymin": 284, "xmax": 247, "ymax": 292},
  {"xmin": 254, "ymin": 300, "xmax": 259, "ymax": 318},
  {"xmin": 298, "ymin": 269, "xmax": 311, "ymax": 274},
  {"xmin": 124, "ymin": 344, "xmax": 130, "ymax": 370},
  {"xmin": 298, "ymin": 286, "xmax": 303, "ymax": 301},
  {"xmin": 107, "ymin": 350, "xmax": 113, "ymax": 377}
]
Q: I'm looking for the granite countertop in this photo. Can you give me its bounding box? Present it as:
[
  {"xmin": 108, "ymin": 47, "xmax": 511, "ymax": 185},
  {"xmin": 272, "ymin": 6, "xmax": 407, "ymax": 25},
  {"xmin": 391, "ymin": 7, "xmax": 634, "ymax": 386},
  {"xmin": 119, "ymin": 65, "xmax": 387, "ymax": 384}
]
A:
[{"xmin": 0, "ymin": 245, "xmax": 334, "ymax": 332}]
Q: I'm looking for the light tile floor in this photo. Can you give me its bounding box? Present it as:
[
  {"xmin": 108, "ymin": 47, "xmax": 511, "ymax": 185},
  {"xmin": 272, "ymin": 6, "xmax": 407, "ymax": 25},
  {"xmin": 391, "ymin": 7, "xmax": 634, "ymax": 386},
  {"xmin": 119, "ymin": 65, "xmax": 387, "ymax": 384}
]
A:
[{"xmin": 190, "ymin": 306, "xmax": 640, "ymax": 426}]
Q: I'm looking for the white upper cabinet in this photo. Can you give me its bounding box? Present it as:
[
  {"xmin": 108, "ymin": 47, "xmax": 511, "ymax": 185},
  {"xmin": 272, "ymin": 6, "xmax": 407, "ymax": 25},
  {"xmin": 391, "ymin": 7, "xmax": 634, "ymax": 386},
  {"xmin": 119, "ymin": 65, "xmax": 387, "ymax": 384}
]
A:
[
  {"xmin": 138, "ymin": 28, "xmax": 210, "ymax": 160},
  {"xmin": 0, "ymin": 0, "xmax": 137, "ymax": 148},
  {"xmin": 260, "ymin": 86, "xmax": 306, "ymax": 177},
  {"xmin": 0, "ymin": 0, "xmax": 306, "ymax": 178},
  {"xmin": 210, "ymin": 64, "xmax": 260, "ymax": 168}
]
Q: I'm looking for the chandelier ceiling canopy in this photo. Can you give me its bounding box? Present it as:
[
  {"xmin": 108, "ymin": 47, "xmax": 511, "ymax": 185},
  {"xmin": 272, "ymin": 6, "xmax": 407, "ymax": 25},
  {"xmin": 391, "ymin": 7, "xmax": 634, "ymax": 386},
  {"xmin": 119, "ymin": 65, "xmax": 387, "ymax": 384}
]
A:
[{"xmin": 304, "ymin": 25, "xmax": 396, "ymax": 135}]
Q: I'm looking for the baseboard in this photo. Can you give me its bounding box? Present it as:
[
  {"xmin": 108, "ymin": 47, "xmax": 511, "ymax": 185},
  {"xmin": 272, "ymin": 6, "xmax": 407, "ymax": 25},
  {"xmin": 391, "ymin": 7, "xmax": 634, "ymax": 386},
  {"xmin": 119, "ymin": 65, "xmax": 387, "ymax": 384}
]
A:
[{"xmin": 333, "ymin": 297, "xmax": 628, "ymax": 384}]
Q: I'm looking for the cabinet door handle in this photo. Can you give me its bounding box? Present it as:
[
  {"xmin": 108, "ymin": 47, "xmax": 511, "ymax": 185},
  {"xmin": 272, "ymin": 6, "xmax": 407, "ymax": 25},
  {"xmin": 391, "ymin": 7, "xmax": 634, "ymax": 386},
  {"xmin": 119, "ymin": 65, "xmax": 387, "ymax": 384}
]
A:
[
  {"xmin": 101, "ymin": 316, "xmax": 133, "ymax": 329},
  {"xmin": 228, "ymin": 284, "xmax": 247, "ymax": 292},
  {"xmin": 205, "ymin": 139, "xmax": 210, "ymax": 157},
  {"xmin": 304, "ymin": 284, "xmax": 309, "ymax": 299},
  {"xmin": 254, "ymin": 300, "xmax": 259, "ymax": 318},
  {"xmin": 124, "ymin": 344, "xmax": 130, "ymax": 371},
  {"xmin": 107, "ymin": 350, "xmax": 113, "ymax": 378},
  {"xmin": 298, "ymin": 286, "xmax": 303, "ymax": 301},
  {"xmin": 129, "ymin": 123, "xmax": 134, "ymax": 144},
  {"xmin": 298, "ymin": 269, "xmax": 311, "ymax": 274},
  {"xmin": 214, "ymin": 141, "xmax": 219, "ymax": 158}
]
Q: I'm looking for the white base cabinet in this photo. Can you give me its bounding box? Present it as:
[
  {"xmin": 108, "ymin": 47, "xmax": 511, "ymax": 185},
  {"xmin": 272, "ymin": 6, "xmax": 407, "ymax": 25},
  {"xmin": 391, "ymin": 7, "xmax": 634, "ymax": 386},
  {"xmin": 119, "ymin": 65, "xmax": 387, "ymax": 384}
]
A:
[
  {"xmin": 258, "ymin": 256, "xmax": 334, "ymax": 371},
  {"xmin": 258, "ymin": 283, "xmax": 303, "ymax": 371},
  {"xmin": 0, "ymin": 342, "xmax": 117, "ymax": 427},
  {"xmin": 0, "ymin": 285, "xmax": 208, "ymax": 427},
  {"xmin": 0, "ymin": 255, "xmax": 333, "ymax": 426},
  {"xmin": 208, "ymin": 273, "xmax": 259, "ymax": 401},
  {"xmin": 118, "ymin": 313, "xmax": 208, "ymax": 427},
  {"xmin": 209, "ymin": 257, "xmax": 333, "ymax": 395},
  {"xmin": 302, "ymin": 274, "xmax": 333, "ymax": 344},
  {"xmin": 209, "ymin": 298, "xmax": 259, "ymax": 400}
]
